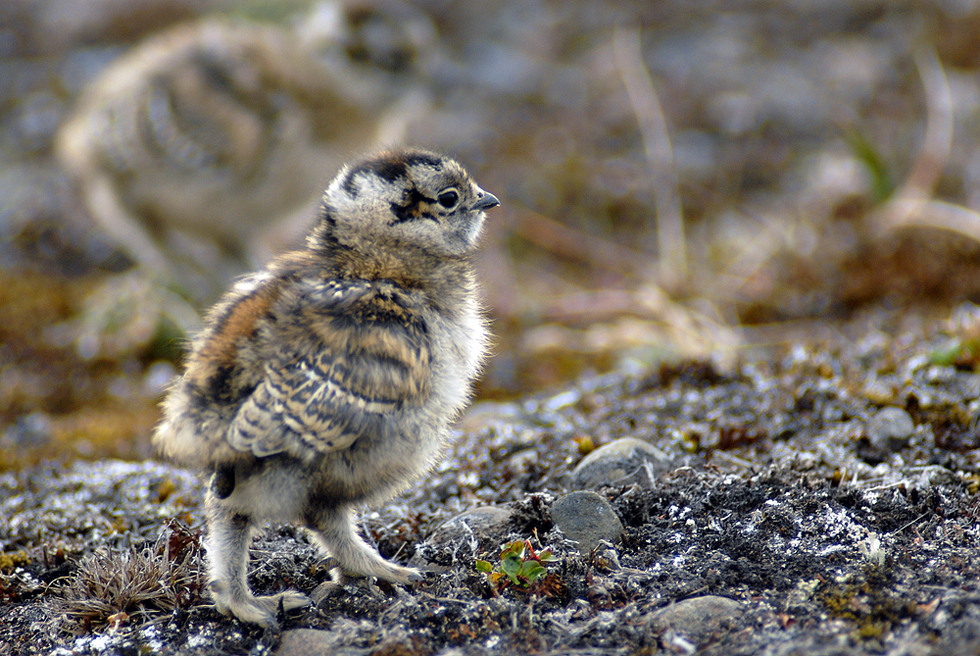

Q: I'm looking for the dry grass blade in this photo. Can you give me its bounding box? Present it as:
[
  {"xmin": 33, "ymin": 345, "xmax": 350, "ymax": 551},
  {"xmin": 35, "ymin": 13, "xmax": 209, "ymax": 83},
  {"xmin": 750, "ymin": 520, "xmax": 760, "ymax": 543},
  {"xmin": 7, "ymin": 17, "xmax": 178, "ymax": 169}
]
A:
[
  {"xmin": 867, "ymin": 48, "xmax": 980, "ymax": 244},
  {"xmin": 870, "ymin": 47, "xmax": 957, "ymax": 234},
  {"xmin": 613, "ymin": 25, "xmax": 686, "ymax": 287},
  {"xmin": 873, "ymin": 198, "xmax": 980, "ymax": 243},
  {"xmin": 506, "ymin": 205, "xmax": 653, "ymax": 277},
  {"xmin": 47, "ymin": 522, "xmax": 204, "ymax": 634}
]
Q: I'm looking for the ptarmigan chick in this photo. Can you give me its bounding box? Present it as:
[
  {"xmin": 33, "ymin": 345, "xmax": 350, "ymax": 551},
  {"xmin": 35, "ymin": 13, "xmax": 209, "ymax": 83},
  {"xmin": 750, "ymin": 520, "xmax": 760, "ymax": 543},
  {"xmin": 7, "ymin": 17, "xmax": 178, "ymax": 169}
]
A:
[
  {"xmin": 154, "ymin": 148, "xmax": 498, "ymax": 627},
  {"xmin": 56, "ymin": 12, "xmax": 435, "ymax": 304}
]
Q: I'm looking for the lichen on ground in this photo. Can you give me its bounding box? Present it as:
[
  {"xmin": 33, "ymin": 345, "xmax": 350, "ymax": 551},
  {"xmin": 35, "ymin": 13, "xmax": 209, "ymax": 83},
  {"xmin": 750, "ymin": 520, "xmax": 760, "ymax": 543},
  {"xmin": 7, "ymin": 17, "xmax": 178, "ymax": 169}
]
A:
[{"xmin": 1, "ymin": 315, "xmax": 979, "ymax": 655}]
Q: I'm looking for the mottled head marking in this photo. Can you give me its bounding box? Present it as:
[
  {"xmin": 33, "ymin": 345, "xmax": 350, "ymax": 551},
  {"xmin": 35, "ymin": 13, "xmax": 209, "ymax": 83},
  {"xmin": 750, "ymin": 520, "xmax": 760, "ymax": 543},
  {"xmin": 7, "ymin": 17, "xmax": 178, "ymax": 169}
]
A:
[
  {"xmin": 342, "ymin": 150, "xmax": 443, "ymax": 197},
  {"xmin": 401, "ymin": 152, "xmax": 442, "ymax": 169},
  {"xmin": 314, "ymin": 202, "xmax": 340, "ymax": 246},
  {"xmin": 311, "ymin": 147, "xmax": 498, "ymax": 258},
  {"xmin": 390, "ymin": 187, "xmax": 434, "ymax": 224}
]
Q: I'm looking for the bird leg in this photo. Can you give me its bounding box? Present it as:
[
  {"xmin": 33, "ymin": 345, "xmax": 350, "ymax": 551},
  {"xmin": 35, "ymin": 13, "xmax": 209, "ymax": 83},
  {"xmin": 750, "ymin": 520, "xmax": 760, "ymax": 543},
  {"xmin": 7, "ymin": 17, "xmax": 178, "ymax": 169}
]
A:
[
  {"xmin": 205, "ymin": 493, "xmax": 311, "ymax": 627},
  {"xmin": 304, "ymin": 505, "xmax": 422, "ymax": 584}
]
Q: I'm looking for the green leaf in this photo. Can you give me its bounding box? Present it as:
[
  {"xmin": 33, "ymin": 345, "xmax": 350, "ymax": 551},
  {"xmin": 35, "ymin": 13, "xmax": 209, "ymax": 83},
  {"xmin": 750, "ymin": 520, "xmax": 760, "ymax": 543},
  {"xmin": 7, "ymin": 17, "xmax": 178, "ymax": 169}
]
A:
[
  {"xmin": 844, "ymin": 128, "xmax": 894, "ymax": 203},
  {"xmin": 500, "ymin": 541, "xmax": 525, "ymax": 559},
  {"xmin": 538, "ymin": 549, "xmax": 556, "ymax": 562},
  {"xmin": 500, "ymin": 554, "xmax": 524, "ymax": 585},
  {"xmin": 521, "ymin": 561, "xmax": 546, "ymax": 583},
  {"xmin": 930, "ymin": 342, "xmax": 970, "ymax": 367},
  {"xmin": 475, "ymin": 560, "xmax": 493, "ymax": 573}
]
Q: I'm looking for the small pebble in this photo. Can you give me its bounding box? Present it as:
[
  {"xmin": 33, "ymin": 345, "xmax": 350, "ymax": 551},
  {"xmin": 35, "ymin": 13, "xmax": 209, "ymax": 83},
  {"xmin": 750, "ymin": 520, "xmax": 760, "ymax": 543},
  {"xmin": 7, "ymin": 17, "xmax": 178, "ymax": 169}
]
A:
[
  {"xmin": 867, "ymin": 406, "xmax": 914, "ymax": 452},
  {"xmin": 550, "ymin": 491, "xmax": 623, "ymax": 555},
  {"xmin": 648, "ymin": 596, "xmax": 745, "ymax": 647},
  {"xmin": 541, "ymin": 389, "xmax": 580, "ymax": 413},
  {"xmin": 423, "ymin": 506, "xmax": 514, "ymax": 550},
  {"xmin": 955, "ymin": 372, "xmax": 980, "ymax": 399},
  {"xmin": 571, "ymin": 436, "xmax": 671, "ymax": 490}
]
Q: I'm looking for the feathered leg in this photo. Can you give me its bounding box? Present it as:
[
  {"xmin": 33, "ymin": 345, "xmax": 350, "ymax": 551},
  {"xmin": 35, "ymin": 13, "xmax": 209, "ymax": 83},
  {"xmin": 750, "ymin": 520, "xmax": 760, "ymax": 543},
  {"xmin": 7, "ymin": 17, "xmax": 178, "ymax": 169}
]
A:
[
  {"xmin": 206, "ymin": 490, "xmax": 311, "ymax": 627},
  {"xmin": 304, "ymin": 505, "xmax": 420, "ymax": 584}
]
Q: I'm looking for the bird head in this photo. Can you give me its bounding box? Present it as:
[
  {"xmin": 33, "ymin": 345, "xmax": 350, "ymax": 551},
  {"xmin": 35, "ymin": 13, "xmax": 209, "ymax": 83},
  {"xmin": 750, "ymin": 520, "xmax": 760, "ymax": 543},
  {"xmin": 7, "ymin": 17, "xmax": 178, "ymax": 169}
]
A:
[{"xmin": 310, "ymin": 148, "xmax": 499, "ymax": 258}]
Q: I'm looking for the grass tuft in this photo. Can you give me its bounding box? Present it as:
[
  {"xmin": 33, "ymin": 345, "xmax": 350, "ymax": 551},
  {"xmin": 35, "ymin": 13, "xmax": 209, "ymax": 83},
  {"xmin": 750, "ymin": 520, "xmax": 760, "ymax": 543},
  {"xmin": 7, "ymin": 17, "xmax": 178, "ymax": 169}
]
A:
[{"xmin": 48, "ymin": 521, "xmax": 203, "ymax": 634}]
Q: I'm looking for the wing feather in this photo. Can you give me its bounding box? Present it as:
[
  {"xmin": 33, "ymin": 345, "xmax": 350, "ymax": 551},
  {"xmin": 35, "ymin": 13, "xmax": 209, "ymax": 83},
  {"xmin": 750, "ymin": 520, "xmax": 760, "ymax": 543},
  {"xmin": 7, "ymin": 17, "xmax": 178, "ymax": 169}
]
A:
[{"xmin": 227, "ymin": 280, "xmax": 430, "ymax": 460}]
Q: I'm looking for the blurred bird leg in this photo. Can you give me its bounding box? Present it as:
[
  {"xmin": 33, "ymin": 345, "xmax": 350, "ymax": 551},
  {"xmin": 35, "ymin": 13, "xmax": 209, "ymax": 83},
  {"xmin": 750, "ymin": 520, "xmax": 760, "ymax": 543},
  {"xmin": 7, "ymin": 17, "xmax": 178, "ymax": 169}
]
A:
[
  {"xmin": 84, "ymin": 173, "xmax": 174, "ymax": 281},
  {"xmin": 56, "ymin": 14, "xmax": 431, "ymax": 306},
  {"xmin": 614, "ymin": 25, "xmax": 685, "ymax": 288}
]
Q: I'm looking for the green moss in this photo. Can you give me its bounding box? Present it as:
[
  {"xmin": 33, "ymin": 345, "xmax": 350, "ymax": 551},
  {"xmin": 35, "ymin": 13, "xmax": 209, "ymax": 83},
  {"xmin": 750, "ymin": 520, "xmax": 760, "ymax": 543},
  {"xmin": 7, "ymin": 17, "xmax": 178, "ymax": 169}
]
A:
[
  {"xmin": 0, "ymin": 550, "xmax": 30, "ymax": 573},
  {"xmin": 856, "ymin": 620, "xmax": 886, "ymax": 639},
  {"xmin": 818, "ymin": 585, "xmax": 859, "ymax": 620},
  {"xmin": 817, "ymin": 575, "xmax": 918, "ymax": 643}
]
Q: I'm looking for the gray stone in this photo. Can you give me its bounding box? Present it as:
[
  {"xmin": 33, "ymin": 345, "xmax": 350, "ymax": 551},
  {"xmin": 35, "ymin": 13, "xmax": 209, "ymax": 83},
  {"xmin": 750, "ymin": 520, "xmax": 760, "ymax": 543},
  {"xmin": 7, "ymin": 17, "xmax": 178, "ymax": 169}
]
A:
[
  {"xmin": 550, "ymin": 491, "xmax": 623, "ymax": 555},
  {"xmin": 425, "ymin": 505, "xmax": 515, "ymax": 549},
  {"xmin": 276, "ymin": 629, "xmax": 345, "ymax": 656},
  {"xmin": 410, "ymin": 505, "xmax": 515, "ymax": 571},
  {"xmin": 506, "ymin": 448, "xmax": 538, "ymax": 470},
  {"xmin": 867, "ymin": 406, "xmax": 914, "ymax": 451},
  {"xmin": 571, "ymin": 436, "xmax": 670, "ymax": 489},
  {"xmin": 277, "ymin": 628, "xmax": 410, "ymax": 656},
  {"xmin": 955, "ymin": 371, "xmax": 980, "ymax": 399},
  {"xmin": 648, "ymin": 595, "xmax": 745, "ymax": 647}
]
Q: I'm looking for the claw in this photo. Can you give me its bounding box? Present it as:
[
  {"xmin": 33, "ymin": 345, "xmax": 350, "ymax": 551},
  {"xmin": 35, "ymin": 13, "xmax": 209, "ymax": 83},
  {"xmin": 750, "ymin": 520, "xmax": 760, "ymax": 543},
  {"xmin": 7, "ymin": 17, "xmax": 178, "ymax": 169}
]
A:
[
  {"xmin": 318, "ymin": 556, "xmax": 341, "ymax": 572},
  {"xmin": 212, "ymin": 589, "xmax": 311, "ymax": 628}
]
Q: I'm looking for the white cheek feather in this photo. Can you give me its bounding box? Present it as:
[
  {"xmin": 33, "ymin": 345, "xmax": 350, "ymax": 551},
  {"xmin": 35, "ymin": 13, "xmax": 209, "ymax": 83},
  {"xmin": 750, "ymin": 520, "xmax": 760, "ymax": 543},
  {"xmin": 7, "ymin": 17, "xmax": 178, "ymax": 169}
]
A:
[
  {"xmin": 232, "ymin": 270, "xmax": 273, "ymax": 295},
  {"xmin": 332, "ymin": 192, "xmax": 357, "ymax": 216},
  {"xmin": 466, "ymin": 213, "xmax": 486, "ymax": 245},
  {"xmin": 359, "ymin": 174, "xmax": 388, "ymax": 198},
  {"xmin": 430, "ymin": 296, "xmax": 488, "ymax": 419}
]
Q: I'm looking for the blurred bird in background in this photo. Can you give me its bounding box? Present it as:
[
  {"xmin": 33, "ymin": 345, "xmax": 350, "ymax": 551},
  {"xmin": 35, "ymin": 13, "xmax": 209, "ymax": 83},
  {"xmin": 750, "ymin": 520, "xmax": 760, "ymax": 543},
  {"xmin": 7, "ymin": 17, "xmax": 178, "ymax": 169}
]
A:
[{"xmin": 53, "ymin": 1, "xmax": 437, "ymax": 357}]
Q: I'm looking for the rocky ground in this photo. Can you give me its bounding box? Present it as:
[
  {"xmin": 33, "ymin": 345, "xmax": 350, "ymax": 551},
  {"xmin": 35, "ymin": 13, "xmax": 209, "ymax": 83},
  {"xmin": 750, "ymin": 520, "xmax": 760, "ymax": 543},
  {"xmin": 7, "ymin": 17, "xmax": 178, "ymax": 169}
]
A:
[
  {"xmin": 2, "ymin": 308, "xmax": 980, "ymax": 655},
  {"xmin": 3, "ymin": 0, "xmax": 980, "ymax": 654}
]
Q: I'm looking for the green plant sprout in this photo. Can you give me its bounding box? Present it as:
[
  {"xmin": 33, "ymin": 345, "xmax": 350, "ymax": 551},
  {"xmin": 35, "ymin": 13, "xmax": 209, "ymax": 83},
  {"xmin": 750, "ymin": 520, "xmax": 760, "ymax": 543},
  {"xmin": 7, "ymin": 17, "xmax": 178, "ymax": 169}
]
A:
[{"xmin": 476, "ymin": 539, "xmax": 556, "ymax": 588}]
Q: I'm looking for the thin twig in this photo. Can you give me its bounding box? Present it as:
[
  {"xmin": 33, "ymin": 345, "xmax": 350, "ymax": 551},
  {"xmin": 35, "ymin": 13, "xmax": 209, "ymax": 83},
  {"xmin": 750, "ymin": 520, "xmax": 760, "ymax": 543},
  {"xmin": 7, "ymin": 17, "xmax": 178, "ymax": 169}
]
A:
[
  {"xmin": 507, "ymin": 204, "xmax": 653, "ymax": 276},
  {"xmin": 893, "ymin": 511, "xmax": 931, "ymax": 534},
  {"xmin": 613, "ymin": 25, "xmax": 686, "ymax": 286},
  {"xmin": 528, "ymin": 285, "xmax": 741, "ymax": 360}
]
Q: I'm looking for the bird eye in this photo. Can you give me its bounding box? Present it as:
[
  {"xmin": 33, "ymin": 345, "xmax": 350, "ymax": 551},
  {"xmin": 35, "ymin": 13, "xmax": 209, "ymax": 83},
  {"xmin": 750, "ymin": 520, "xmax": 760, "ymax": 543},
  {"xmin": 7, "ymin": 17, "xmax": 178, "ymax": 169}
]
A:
[{"xmin": 437, "ymin": 188, "xmax": 459, "ymax": 209}]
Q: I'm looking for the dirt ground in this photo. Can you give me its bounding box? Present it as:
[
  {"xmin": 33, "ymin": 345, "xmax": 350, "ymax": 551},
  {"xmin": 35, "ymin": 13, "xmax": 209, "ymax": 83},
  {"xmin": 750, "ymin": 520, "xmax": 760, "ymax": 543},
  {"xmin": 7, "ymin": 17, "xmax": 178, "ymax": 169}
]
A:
[{"xmin": 2, "ymin": 309, "xmax": 980, "ymax": 655}]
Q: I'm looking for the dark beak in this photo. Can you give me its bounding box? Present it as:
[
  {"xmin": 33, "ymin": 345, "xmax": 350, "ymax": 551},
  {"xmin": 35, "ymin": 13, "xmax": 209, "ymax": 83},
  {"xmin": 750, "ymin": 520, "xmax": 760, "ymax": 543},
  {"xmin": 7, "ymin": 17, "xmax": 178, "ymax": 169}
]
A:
[{"xmin": 471, "ymin": 191, "xmax": 500, "ymax": 211}]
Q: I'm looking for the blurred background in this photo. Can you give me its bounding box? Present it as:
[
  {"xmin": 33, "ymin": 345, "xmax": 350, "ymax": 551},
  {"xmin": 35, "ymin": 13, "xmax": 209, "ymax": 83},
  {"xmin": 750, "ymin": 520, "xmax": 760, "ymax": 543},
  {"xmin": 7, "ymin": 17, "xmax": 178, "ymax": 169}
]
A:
[{"xmin": 2, "ymin": 0, "xmax": 980, "ymax": 469}]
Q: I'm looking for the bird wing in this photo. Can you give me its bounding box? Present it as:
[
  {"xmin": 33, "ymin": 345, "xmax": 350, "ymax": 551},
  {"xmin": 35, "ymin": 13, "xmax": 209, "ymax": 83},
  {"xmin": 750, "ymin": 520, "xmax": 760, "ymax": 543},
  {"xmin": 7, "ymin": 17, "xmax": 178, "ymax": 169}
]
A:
[{"xmin": 226, "ymin": 280, "xmax": 432, "ymax": 460}]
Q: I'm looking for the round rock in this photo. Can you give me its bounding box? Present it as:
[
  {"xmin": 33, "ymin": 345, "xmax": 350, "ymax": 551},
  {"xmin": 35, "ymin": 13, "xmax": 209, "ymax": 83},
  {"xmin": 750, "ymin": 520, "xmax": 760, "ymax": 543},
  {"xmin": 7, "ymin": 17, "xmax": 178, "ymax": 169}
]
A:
[
  {"xmin": 648, "ymin": 595, "xmax": 745, "ymax": 647},
  {"xmin": 424, "ymin": 506, "xmax": 514, "ymax": 551},
  {"xmin": 571, "ymin": 437, "xmax": 670, "ymax": 490},
  {"xmin": 411, "ymin": 506, "xmax": 515, "ymax": 571},
  {"xmin": 550, "ymin": 491, "xmax": 624, "ymax": 555},
  {"xmin": 867, "ymin": 406, "xmax": 914, "ymax": 452},
  {"xmin": 277, "ymin": 629, "xmax": 365, "ymax": 656}
]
